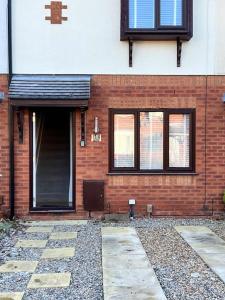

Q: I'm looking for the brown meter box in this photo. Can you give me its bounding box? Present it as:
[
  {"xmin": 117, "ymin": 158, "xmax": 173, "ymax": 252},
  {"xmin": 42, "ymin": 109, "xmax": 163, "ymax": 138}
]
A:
[{"xmin": 83, "ymin": 180, "xmax": 104, "ymax": 211}]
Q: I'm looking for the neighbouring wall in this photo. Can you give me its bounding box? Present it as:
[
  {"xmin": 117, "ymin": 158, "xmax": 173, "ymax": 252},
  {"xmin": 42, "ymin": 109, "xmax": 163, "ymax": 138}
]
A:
[
  {"xmin": 0, "ymin": 0, "xmax": 8, "ymax": 74},
  {"xmin": 0, "ymin": 75, "xmax": 9, "ymax": 217}
]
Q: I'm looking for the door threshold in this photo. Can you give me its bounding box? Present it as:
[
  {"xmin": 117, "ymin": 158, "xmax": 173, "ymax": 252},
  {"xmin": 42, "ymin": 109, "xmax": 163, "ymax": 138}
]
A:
[{"xmin": 30, "ymin": 210, "xmax": 75, "ymax": 214}]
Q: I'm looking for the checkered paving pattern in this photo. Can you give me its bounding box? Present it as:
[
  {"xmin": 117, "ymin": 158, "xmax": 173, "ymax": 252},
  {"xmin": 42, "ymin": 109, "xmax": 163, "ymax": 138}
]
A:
[{"xmin": 0, "ymin": 224, "xmax": 78, "ymax": 299}]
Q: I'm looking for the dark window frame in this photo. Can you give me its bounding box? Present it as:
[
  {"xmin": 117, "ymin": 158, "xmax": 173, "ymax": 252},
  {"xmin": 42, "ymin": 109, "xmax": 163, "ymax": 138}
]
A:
[
  {"xmin": 109, "ymin": 108, "xmax": 195, "ymax": 174},
  {"xmin": 121, "ymin": 0, "xmax": 193, "ymax": 41}
]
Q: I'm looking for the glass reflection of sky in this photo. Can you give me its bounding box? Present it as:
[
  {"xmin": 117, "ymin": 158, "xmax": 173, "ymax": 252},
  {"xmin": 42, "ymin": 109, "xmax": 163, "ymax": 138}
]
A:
[{"xmin": 129, "ymin": 0, "xmax": 182, "ymax": 29}]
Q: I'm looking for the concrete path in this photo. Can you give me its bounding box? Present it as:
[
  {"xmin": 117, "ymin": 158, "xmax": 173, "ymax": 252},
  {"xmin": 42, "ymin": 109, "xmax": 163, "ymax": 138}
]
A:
[
  {"xmin": 102, "ymin": 227, "xmax": 167, "ymax": 300},
  {"xmin": 175, "ymin": 226, "xmax": 225, "ymax": 283}
]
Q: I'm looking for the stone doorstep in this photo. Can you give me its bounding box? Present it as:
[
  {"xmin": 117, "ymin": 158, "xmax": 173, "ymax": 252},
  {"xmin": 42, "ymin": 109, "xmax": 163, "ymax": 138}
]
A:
[
  {"xmin": 24, "ymin": 220, "xmax": 87, "ymax": 226},
  {"xmin": 0, "ymin": 292, "xmax": 24, "ymax": 300},
  {"xmin": 27, "ymin": 273, "xmax": 71, "ymax": 289},
  {"xmin": 25, "ymin": 226, "xmax": 54, "ymax": 233},
  {"xmin": 104, "ymin": 213, "xmax": 129, "ymax": 222},
  {"xmin": 15, "ymin": 239, "xmax": 48, "ymax": 248},
  {"xmin": 49, "ymin": 232, "xmax": 77, "ymax": 240},
  {"xmin": 41, "ymin": 247, "xmax": 75, "ymax": 259},
  {"xmin": 0, "ymin": 261, "xmax": 38, "ymax": 273}
]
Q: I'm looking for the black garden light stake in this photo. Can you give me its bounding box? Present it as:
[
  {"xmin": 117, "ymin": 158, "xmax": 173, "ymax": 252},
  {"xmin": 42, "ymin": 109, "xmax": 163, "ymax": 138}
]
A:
[{"xmin": 129, "ymin": 199, "xmax": 136, "ymax": 220}]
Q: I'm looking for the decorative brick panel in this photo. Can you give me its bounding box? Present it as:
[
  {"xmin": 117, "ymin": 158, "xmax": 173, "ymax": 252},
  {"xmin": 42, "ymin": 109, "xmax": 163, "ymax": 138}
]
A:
[{"xmin": 45, "ymin": 1, "xmax": 68, "ymax": 24}]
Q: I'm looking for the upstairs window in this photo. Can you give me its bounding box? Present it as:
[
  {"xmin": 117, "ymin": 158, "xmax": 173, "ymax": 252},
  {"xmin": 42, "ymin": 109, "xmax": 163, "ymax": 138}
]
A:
[
  {"xmin": 129, "ymin": 0, "xmax": 155, "ymax": 29},
  {"xmin": 121, "ymin": 0, "xmax": 193, "ymax": 41},
  {"xmin": 160, "ymin": 0, "xmax": 183, "ymax": 26}
]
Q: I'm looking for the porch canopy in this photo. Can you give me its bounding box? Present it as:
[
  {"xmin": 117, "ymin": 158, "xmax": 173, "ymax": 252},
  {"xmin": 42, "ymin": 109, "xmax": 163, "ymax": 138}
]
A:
[{"xmin": 9, "ymin": 74, "xmax": 91, "ymax": 107}]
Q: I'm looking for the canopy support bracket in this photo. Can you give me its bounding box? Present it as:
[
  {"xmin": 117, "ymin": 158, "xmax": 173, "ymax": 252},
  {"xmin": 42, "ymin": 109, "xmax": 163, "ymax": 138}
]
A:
[
  {"xmin": 16, "ymin": 108, "xmax": 24, "ymax": 144},
  {"xmin": 177, "ymin": 38, "xmax": 182, "ymax": 67},
  {"xmin": 129, "ymin": 39, "xmax": 133, "ymax": 68},
  {"xmin": 80, "ymin": 107, "xmax": 87, "ymax": 147}
]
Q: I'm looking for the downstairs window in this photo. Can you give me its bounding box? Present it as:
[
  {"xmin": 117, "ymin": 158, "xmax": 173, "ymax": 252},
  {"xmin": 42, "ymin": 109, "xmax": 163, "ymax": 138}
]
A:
[{"xmin": 110, "ymin": 109, "xmax": 195, "ymax": 173}]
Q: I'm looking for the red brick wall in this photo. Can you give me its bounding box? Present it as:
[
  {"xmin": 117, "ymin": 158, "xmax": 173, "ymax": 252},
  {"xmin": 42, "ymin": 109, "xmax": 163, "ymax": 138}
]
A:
[
  {"xmin": 0, "ymin": 75, "xmax": 9, "ymax": 217},
  {"xmin": 0, "ymin": 75, "xmax": 225, "ymax": 219},
  {"xmin": 206, "ymin": 77, "xmax": 225, "ymax": 214}
]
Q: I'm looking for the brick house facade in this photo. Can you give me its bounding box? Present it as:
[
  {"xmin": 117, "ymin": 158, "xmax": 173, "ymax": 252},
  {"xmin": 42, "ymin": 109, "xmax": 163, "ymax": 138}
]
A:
[{"xmin": 0, "ymin": 1, "xmax": 225, "ymax": 219}]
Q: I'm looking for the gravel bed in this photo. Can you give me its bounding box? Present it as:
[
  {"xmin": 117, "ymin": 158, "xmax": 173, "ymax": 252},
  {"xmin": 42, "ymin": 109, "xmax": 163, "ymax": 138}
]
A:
[
  {"xmin": 0, "ymin": 226, "xmax": 30, "ymax": 292},
  {"xmin": 136, "ymin": 218, "xmax": 225, "ymax": 300},
  {"xmin": 0, "ymin": 218, "xmax": 225, "ymax": 299},
  {"xmin": 0, "ymin": 226, "xmax": 20, "ymax": 262},
  {"xmin": 0, "ymin": 223, "xmax": 103, "ymax": 300}
]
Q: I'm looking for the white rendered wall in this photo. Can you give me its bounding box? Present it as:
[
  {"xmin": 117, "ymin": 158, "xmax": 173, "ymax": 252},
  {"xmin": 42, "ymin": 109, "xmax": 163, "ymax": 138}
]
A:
[
  {"xmin": 10, "ymin": 0, "xmax": 225, "ymax": 75},
  {"xmin": 0, "ymin": 0, "xmax": 8, "ymax": 74},
  {"xmin": 214, "ymin": 0, "xmax": 225, "ymax": 75}
]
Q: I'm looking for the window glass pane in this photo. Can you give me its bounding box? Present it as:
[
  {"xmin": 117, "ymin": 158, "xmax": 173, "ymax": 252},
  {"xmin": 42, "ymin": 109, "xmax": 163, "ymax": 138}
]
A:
[
  {"xmin": 114, "ymin": 114, "xmax": 135, "ymax": 168},
  {"xmin": 129, "ymin": 0, "xmax": 155, "ymax": 29},
  {"xmin": 169, "ymin": 114, "xmax": 190, "ymax": 168},
  {"xmin": 140, "ymin": 112, "xmax": 163, "ymax": 170},
  {"xmin": 160, "ymin": 0, "xmax": 183, "ymax": 26}
]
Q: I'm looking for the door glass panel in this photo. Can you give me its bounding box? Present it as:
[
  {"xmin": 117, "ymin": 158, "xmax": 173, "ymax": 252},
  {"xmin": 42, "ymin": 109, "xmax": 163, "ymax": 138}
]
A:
[
  {"xmin": 33, "ymin": 110, "xmax": 72, "ymax": 208},
  {"xmin": 140, "ymin": 112, "xmax": 163, "ymax": 170},
  {"xmin": 169, "ymin": 114, "xmax": 190, "ymax": 168},
  {"xmin": 114, "ymin": 114, "xmax": 135, "ymax": 168}
]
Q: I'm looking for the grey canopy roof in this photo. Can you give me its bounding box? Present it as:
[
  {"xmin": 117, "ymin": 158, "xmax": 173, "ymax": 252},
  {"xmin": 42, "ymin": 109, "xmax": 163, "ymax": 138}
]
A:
[{"xmin": 9, "ymin": 75, "xmax": 91, "ymax": 100}]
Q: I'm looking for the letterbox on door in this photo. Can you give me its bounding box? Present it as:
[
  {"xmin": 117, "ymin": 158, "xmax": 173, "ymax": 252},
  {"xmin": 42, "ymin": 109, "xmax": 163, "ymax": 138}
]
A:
[{"xmin": 83, "ymin": 180, "xmax": 104, "ymax": 211}]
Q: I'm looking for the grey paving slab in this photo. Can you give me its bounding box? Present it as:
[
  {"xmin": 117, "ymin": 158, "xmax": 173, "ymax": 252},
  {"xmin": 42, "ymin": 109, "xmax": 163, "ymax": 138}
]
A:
[
  {"xmin": 175, "ymin": 226, "xmax": 225, "ymax": 284},
  {"xmin": 25, "ymin": 226, "xmax": 54, "ymax": 233},
  {"xmin": 49, "ymin": 232, "xmax": 77, "ymax": 240},
  {"xmin": 41, "ymin": 247, "xmax": 75, "ymax": 259},
  {"xmin": 102, "ymin": 227, "xmax": 167, "ymax": 300},
  {"xmin": 0, "ymin": 292, "xmax": 24, "ymax": 300},
  {"xmin": 27, "ymin": 272, "xmax": 71, "ymax": 288},
  {"xmin": 15, "ymin": 239, "xmax": 48, "ymax": 248},
  {"xmin": 104, "ymin": 286, "xmax": 162, "ymax": 300},
  {"xmin": 175, "ymin": 226, "xmax": 212, "ymax": 234},
  {"xmin": 102, "ymin": 254, "xmax": 150, "ymax": 269},
  {"xmin": 24, "ymin": 220, "xmax": 87, "ymax": 226},
  {"xmin": 102, "ymin": 227, "xmax": 137, "ymax": 236},
  {"xmin": 0, "ymin": 260, "xmax": 38, "ymax": 273},
  {"xmin": 200, "ymin": 253, "xmax": 225, "ymax": 283}
]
